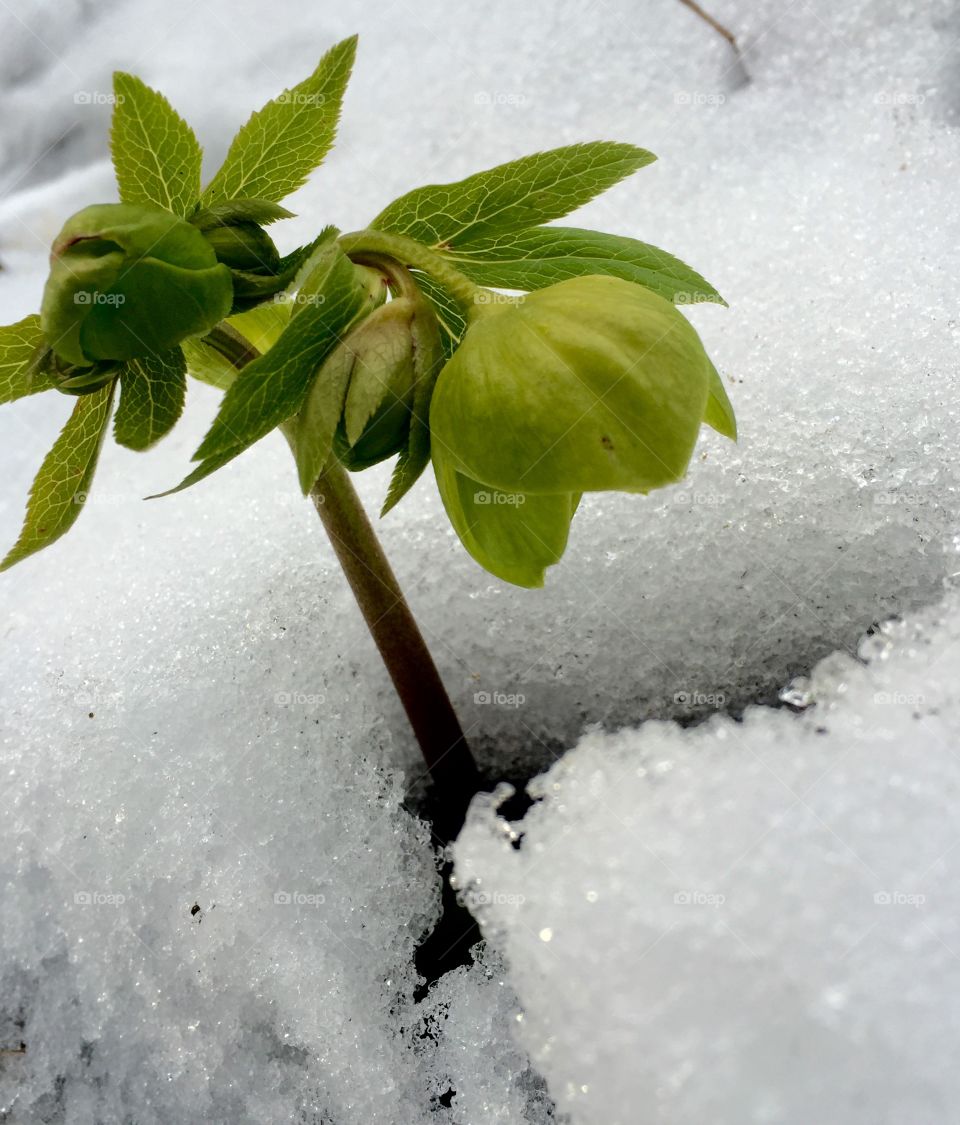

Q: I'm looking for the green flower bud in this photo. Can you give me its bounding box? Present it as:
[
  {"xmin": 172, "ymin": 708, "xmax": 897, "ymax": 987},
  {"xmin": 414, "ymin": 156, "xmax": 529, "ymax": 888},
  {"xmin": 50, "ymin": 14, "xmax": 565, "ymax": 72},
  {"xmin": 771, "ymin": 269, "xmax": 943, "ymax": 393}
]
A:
[
  {"xmin": 329, "ymin": 296, "xmax": 438, "ymax": 471},
  {"xmin": 430, "ymin": 275, "xmax": 720, "ymax": 586},
  {"xmin": 201, "ymin": 222, "xmax": 280, "ymax": 274},
  {"xmin": 41, "ymin": 202, "xmax": 233, "ymax": 367},
  {"xmin": 431, "ymin": 275, "xmax": 712, "ymax": 496}
]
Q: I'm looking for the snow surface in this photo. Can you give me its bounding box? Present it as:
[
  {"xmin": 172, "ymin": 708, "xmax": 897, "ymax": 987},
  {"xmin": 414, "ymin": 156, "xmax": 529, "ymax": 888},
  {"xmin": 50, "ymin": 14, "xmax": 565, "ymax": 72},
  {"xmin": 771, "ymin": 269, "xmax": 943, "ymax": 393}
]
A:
[{"xmin": 1, "ymin": 0, "xmax": 959, "ymax": 1121}]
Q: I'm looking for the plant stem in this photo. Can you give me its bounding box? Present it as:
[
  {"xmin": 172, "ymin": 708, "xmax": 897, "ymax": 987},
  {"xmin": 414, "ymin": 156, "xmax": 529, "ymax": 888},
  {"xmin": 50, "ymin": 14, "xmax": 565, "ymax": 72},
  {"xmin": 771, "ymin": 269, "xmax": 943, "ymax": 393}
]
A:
[
  {"xmin": 307, "ymin": 459, "xmax": 479, "ymax": 815},
  {"xmin": 203, "ymin": 325, "xmax": 480, "ymax": 828}
]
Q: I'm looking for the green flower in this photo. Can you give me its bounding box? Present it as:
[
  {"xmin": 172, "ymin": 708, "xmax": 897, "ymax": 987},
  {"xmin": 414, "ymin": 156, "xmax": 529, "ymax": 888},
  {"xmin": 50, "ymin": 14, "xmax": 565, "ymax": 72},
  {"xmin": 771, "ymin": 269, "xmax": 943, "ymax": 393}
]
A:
[
  {"xmin": 40, "ymin": 202, "xmax": 233, "ymax": 367},
  {"xmin": 430, "ymin": 275, "xmax": 729, "ymax": 586}
]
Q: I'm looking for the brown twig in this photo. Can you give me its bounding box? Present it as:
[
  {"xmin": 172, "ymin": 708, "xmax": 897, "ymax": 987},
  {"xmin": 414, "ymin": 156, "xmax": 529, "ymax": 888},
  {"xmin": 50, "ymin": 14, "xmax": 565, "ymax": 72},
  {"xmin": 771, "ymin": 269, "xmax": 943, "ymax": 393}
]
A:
[{"xmin": 677, "ymin": 0, "xmax": 739, "ymax": 50}]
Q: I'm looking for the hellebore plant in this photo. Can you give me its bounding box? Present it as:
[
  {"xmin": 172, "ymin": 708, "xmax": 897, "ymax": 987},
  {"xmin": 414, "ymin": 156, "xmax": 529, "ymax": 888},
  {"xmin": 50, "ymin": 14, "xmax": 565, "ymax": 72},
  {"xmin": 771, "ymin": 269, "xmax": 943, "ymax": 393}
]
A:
[{"xmin": 0, "ymin": 37, "xmax": 735, "ymax": 823}]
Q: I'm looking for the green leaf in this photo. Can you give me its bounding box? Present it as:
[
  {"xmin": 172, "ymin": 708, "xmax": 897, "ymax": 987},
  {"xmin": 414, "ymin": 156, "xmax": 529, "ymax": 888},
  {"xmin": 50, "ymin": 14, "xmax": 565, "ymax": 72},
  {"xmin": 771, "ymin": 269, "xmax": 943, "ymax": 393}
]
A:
[
  {"xmin": 111, "ymin": 72, "xmax": 202, "ymax": 217},
  {"xmin": 0, "ymin": 315, "xmax": 54, "ymax": 404},
  {"xmin": 189, "ymin": 198, "xmax": 294, "ymax": 230},
  {"xmin": 408, "ymin": 271, "xmax": 464, "ymax": 359},
  {"xmin": 1, "ymin": 382, "xmax": 115, "ymax": 571},
  {"xmin": 188, "ymin": 245, "xmax": 367, "ymax": 469},
  {"xmin": 442, "ymin": 225, "xmax": 725, "ymax": 305},
  {"xmin": 113, "ymin": 348, "xmax": 187, "ymax": 450},
  {"xmin": 703, "ymin": 359, "xmax": 737, "ymax": 440},
  {"xmin": 371, "ymin": 142, "xmax": 654, "ymax": 248},
  {"xmin": 200, "ymin": 36, "xmax": 357, "ymax": 205}
]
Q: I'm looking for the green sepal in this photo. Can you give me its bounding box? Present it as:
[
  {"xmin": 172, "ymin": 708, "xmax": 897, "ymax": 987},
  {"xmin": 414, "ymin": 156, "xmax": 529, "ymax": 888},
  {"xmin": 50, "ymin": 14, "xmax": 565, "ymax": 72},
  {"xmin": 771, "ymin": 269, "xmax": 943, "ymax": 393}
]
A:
[
  {"xmin": 703, "ymin": 359, "xmax": 737, "ymax": 440},
  {"xmin": 433, "ymin": 446, "xmax": 578, "ymax": 588},
  {"xmin": 380, "ymin": 296, "xmax": 446, "ymax": 515}
]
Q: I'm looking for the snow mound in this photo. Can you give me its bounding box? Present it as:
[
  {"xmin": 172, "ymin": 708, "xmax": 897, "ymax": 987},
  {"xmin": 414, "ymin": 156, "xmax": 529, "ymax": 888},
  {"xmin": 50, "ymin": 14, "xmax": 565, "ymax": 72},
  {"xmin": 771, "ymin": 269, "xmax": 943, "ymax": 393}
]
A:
[{"xmin": 455, "ymin": 591, "xmax": 960, "ymax": 1123}]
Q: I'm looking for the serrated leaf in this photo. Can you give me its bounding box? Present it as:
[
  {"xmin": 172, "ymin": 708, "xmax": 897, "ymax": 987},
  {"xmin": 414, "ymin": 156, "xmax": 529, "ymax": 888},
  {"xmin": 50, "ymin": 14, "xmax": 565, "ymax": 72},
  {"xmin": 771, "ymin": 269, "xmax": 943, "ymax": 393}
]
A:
[
  {"xmin": 442, "ymin": 225, "xmax": 725, "ymax": 305},
  {"xmin": 408, "ymin": 272, "xmax": 464, "ymax": 360},
  {"xmin": 704, "ymin": 359, "xmax": 737, "ymax": 440},
  {"xmin": 189, "ymin": 198, "xmax": 294, "ymax": 230},
  {"xmin": 0, "ymin": 315, "xmax": 54, "ymax": 404},
  {"xmin": 200, "ymin": 36, "xmax": 357, "ymax": 205},
  {"xmin": 1, "ymin": 382, "xmax": 115, "ymax": 571},
  {"xmin": 113, "ymin": 348, "xmax": 186, "ymax": 450},
  {"xmin": 146, "ymin": 443, "xmax": 244, "ymax": 499},
  {"xmin": 111, "ymin": 72, "xmax": 202, "ymax": 217},
  {"xmin": 371, "ymin": 142, "xmax": 654, "ymax": 249},
  {"xmin": 188, "ymin": 246, "xmax": 366, "ymax": 467}
]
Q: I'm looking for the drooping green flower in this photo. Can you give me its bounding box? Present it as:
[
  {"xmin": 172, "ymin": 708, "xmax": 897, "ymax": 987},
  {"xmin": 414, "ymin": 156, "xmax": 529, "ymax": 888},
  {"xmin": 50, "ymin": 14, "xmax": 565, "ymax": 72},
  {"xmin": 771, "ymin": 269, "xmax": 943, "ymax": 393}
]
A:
[
  {"xmin": 429, "ymin": 275, "xmax": 733, "ymax": 586},
  {"xmin": 40, "ymin": 202, "xmax": 233, "ymax": 367}
]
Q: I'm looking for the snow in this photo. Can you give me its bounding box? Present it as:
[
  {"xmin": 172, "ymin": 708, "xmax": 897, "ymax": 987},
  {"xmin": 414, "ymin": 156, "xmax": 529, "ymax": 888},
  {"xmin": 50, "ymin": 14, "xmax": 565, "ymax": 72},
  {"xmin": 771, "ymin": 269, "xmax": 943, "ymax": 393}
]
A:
[
  {"xmin": 1, "ymin": 0, "xmax": 959, "ymax": 1121},
  {"xmin": 454, "ymin": 593, "xmax": 960, "ymax": 1122}
]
